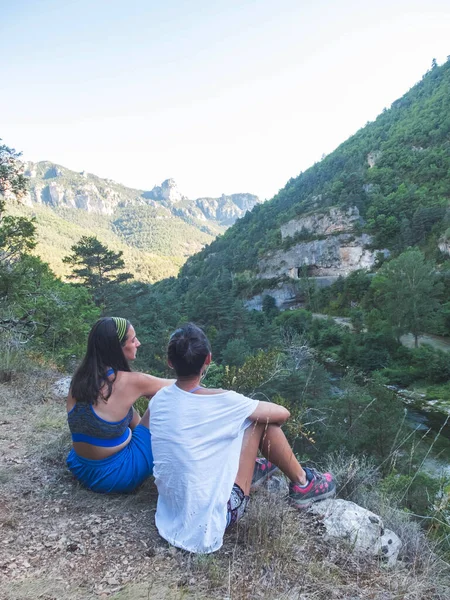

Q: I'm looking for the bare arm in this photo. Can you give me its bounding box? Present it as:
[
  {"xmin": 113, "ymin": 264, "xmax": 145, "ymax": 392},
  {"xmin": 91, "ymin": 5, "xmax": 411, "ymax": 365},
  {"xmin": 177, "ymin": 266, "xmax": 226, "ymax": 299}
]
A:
[
  {"xmin": 127, "ymin": 372, "xmax": 174, "ymax": 399},
  {"xmin": 249, "ymin": 401, "xmax": 290, "ymax": 425}
]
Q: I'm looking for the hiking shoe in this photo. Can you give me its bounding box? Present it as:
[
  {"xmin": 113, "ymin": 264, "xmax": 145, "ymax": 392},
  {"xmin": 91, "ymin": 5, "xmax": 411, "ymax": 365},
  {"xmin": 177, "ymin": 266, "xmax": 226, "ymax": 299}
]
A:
[
  {"xmin": 251, "ymin": 458, "xmax": 280, "ymax": 490},
  {"xmin": 289, "ymin": 467, "xmax": 336, "ymax": 509}
]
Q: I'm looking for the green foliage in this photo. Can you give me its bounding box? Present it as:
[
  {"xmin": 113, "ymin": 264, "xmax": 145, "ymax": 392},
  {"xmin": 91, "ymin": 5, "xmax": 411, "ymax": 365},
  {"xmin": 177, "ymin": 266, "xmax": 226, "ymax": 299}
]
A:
[
  {"xmin": 371, "ymin": 249, "xmax": 442, "ymax": 345},
  {"xmin": 11, "ymin": 159, "xmax": 225, "ymax": 283},
  {"xmin": 0, "ymin": 141, "xmax": 36, "ymax": 265},
  {"xmin": 221, "ymin": 338, "xmax": 251, "ymax": 367},
  {"xmin": 0, "ymin": 213, "xmax": 36, "ymax": 265},
  {"xmin": 274, "ymin": 308, "xmax": 313, "ymax": 334},
  {"xmin": 222, "ymin": 350, "xmax": 280, "ymax": 395},
  {"xmin": 261, "ymin": 295, "xmax": 279, "ymax": 320},
  {"xmin": 63, "ymin": 236, "xmax": 133, "ymax": 306},
  {"xmin": 113, "ymin": 206, "xmax": 213, "ymax": 257},
  {"xmin": 0, "ymin": 255, "xmax": 99, "ymax": 366},
  {"xmin": 310, "ymin": 373, "xmax": 408, "ymax": 468},
  {"xmin": 380, "ymin": 472, "xmax": 442, "ymax": 516},
  {"xmin": 0, "ymin": 142, "xmax": 27, "ymax": 197}
]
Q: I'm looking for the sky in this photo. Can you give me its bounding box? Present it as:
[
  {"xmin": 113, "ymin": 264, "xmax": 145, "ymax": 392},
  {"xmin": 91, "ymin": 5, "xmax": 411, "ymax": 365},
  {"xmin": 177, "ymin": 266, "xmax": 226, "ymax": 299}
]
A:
[{"xmin": 1, "ymin": 0, "xmax": 449, "ymax": 200}]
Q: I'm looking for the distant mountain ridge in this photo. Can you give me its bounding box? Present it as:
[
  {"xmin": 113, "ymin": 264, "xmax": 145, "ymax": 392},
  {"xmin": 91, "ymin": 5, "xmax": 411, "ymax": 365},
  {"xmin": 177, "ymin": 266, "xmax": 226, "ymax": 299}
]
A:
[
  {"xmin": 13, "ymin": 160, "xmax": 261, "ymax": 283},
  {"xmin": 23, "ymin": 162, "xmax": 261, "ymax": 229}
]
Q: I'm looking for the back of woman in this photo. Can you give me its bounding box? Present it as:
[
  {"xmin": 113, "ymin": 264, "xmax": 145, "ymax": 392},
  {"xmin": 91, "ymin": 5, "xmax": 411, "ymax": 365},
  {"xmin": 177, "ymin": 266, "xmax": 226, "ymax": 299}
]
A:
[{"xmin": 67, "ymin": 316, "xmax": 172, "ymax": 493}]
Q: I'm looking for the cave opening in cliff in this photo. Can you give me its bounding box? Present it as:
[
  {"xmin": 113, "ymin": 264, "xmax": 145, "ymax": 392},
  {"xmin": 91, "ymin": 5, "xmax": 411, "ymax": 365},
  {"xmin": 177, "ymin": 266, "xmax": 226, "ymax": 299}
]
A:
[{"xmin": 297, "ymin": 265, "xmax": 318, "ymax": 278}]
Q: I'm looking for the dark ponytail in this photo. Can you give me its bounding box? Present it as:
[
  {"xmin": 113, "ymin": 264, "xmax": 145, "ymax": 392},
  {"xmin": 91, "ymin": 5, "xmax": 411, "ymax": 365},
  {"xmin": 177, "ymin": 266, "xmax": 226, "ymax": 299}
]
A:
[{"xmin": 71, "ymin": 317, "xmax": 131, "ymax": 404}]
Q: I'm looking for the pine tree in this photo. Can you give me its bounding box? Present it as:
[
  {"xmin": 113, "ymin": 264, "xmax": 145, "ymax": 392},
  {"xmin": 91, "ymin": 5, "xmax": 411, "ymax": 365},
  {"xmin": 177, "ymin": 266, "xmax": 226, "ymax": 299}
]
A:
[
  {"xmin": 371, "ymin": 249, "xmax": 442, "ymax": 346},
  {"xmin": 63, "ymin": 236, "xmax": 133, "ymax": 307}
]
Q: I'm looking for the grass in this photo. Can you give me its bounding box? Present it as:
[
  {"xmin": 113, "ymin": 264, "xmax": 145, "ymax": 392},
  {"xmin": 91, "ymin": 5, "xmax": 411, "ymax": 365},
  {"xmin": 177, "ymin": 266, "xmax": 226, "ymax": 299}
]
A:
[
  {"xmin": 34, "ymin": 405, "xmax": 67, "ymax": 431},
  {"xmin": 426, "ymin": 383, "xmax": 450, "ymax": 408}
]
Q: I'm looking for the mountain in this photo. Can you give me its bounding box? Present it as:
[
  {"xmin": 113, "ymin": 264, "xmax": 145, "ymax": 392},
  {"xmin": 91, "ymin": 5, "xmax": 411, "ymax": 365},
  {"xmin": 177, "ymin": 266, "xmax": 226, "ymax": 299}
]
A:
[
  {"xmin": 143, "ymin": 178, "xmax": 261, "ymax": 227},
  {"xmin": 175, "ymin": 59, "xmax": 450, "ymax": 308},
  {"xmin": 16, "ymin": 162, "xmax": 261, "ymax": 282},
  {"xmin": 23, "ymin": 162, "xmax": 261, "ymax": 229}
]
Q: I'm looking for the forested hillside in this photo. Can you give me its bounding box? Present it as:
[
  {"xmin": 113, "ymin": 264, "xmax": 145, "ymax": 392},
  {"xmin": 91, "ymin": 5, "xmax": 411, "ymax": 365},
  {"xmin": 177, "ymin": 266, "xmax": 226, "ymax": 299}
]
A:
[{"xmin": 181, "ymin": 58, "xmax": 450, "ymax": 283}]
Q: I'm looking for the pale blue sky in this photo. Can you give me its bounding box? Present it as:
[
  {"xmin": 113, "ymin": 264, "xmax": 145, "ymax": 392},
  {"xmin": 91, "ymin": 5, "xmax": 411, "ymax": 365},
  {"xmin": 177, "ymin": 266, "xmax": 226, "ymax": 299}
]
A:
[{"xmin": 1, "ymin": 0, "xmax": 449, "ymax": 199}]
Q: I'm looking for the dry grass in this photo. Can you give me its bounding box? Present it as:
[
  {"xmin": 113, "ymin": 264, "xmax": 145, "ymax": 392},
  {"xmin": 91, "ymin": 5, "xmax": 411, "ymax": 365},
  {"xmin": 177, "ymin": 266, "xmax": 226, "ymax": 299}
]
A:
[
  {"xmin": 177, "ymin": 489, "xmax": 450, "ymax": 599},
  {"xmin": 0, "ymin": 367, "xmax": 449, "ymax": 599}
]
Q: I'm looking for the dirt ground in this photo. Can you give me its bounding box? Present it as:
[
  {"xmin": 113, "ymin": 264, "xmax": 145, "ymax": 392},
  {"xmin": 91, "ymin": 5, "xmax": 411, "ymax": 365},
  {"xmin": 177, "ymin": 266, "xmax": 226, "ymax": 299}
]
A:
[{"xmin": 1, "ymin": 370, "xmax": 449, "ymax": 600}]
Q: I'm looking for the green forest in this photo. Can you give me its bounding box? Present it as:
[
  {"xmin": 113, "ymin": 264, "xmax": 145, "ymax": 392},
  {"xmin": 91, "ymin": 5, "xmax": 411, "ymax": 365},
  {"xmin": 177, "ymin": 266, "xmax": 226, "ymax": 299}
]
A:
[{"xmin": 1, "ymin": 58, "xmax": 450, "ymax": 558}]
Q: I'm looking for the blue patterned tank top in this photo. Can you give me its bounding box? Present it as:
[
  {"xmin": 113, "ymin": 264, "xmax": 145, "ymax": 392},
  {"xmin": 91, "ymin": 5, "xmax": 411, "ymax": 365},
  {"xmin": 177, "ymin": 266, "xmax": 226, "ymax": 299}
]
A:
[{"xmin": 67, "ymin": 369, "xmax": 133, "ymax": 447}]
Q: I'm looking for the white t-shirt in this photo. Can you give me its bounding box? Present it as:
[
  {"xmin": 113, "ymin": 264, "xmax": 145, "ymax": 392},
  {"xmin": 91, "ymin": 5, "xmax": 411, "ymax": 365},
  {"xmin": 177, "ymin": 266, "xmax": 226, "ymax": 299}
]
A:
[{"xmin": 149, "ymin": 384, "xmax": 259, "ymax": 553}]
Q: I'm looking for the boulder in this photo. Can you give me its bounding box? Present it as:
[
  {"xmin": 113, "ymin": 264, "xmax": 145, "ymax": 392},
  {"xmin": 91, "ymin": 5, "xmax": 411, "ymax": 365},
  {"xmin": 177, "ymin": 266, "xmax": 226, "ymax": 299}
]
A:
[
  {"xmin": 308, "ymin": 499, "xmax": 402, "ymax": 566},
  {"xmin": 52, "ymin": 376, "xmax": 72, "ymax": 398}
]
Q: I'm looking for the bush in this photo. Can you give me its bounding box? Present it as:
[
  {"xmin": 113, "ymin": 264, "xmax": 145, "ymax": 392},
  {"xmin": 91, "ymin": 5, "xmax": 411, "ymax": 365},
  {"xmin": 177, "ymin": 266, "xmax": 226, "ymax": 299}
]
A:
[
  {"xmin": 380, "ymin": 366, "xmax": 419, "ymax": 387},
  {"xmin": 274, "ymin": 309, "xmax": 313, "ymax": 334},
  {"xmin": 380, "ymin": 472, "xmax": 441, "ymax": 516}
]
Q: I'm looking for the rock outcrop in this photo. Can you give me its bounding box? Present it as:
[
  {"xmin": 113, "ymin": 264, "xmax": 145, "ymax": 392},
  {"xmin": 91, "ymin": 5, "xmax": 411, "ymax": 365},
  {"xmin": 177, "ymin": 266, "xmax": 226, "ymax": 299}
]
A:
[
  {"xmin": 143, "ymin": 179, "xmax": 188, "ymax": 204},
  {"xmin": 281, "ymin": 206, "xmax": 361, "ymax": 240},
  {"xmin": 258, "ymin": 207, "xmax": 389, "ymax": 281},
  {"xmin": 367, "ymin": 151, "xmax": 382, "ymax": 168},
  {"xmin": 259, "ymin": 233, "xmax": 387, "ymax": 279},
  {"xmin": 309, "ymin": 499, "xmax": 402, "ymax": 566},
  {"xmin": 438, "ymin": 236, "xmax": 450, "ymax": 256}
]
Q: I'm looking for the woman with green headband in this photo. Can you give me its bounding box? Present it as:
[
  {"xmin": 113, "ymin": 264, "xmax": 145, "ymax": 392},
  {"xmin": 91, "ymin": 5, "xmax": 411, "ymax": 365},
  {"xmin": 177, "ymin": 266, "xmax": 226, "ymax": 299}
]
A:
[{"xmin": 66, "ymin": 317, "xmax": 172, "ymax": 493}]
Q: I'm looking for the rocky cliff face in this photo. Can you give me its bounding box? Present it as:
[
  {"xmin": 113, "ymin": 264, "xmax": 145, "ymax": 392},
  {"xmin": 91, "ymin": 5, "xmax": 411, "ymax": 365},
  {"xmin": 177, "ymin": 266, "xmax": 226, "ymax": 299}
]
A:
[
  {"xmin": 144, "ymin": 180, "xmax": 260, "ymax": 225},
  {"xmin": 23, "ymin": 162, "xmax": 139, "ymax": 215},
  {"xmin": 258, "ymin": 207, "xmax": 388, "ymax": 280},
  {"xmin": 247, "ymin": 207, "xmax": 389, "ymax": 310},
  {"xmin": 281, "ymin": 206, "xmax": 361, "ymax": 239},
  {"xmin": 194, "ymin": 193, "xmax": 260, "ymax": 226},
  {"xmin": 23, "ymin": 162, "xmax": 261, "ymax": 228},
  {"xmin": 143, "ymin": 179, "xmax": 188, "ymax": 204}
]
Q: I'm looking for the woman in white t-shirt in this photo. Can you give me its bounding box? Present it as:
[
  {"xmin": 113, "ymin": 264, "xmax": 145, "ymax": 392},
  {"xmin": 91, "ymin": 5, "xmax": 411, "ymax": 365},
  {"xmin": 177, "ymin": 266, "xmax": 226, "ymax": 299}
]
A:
[{"xmin": 150, "ymin": 323, "xmax": 335, "ymax": 554}]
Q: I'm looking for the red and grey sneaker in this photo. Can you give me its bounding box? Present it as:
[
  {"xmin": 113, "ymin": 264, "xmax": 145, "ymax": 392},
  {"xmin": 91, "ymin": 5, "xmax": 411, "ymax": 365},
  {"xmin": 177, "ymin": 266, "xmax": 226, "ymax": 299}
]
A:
[
  {"xmin": 289, "ymin": 467, "xmax": 336, "ymax": 509},
  {"xmin": 250, "ymin": 458, "xmax": 280, "ymax": 490}
]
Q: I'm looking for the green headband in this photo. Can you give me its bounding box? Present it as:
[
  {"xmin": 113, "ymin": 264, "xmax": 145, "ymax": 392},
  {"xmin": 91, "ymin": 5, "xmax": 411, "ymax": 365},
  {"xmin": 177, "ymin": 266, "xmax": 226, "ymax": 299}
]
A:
[{"xmin": 111, "ymin": 317, "xmax": 128, "ymax": 343}]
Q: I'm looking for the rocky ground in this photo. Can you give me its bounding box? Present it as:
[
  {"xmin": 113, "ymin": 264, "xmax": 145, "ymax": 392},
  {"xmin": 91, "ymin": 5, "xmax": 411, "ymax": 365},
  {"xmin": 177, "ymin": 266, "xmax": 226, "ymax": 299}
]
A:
[{"xmin": 0, "ymin": 370, "xmax": 449, "ymax": 600}]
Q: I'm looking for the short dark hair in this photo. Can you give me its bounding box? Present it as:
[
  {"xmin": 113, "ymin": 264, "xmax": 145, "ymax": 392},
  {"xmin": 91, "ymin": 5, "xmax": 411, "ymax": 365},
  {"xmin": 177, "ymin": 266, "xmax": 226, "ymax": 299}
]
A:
[
  {"xmin": 71, "ymin": 317, "xmax": 132, "ymax": 404},
  {"xmin": 168, "ymin": 323, "xmax": 211, "ymax": 377}
]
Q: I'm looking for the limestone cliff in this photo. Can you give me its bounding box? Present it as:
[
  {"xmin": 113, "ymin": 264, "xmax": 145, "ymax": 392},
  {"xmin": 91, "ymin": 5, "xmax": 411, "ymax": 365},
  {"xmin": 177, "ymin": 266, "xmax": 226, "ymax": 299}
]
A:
[
  {"xmin": 258, "ymin": 207, "xmax": 388, "ymax": 280},
  {"xmin": 24, "ymin": 162, "xmax": 261, "ymax": 228},
  {"xmin": 280, "ymin": 206, "xmax": 361, "ymax": 240},
  {"xmin": 247, "ymin": 207, "xmax": 389, "ymax": 310}
]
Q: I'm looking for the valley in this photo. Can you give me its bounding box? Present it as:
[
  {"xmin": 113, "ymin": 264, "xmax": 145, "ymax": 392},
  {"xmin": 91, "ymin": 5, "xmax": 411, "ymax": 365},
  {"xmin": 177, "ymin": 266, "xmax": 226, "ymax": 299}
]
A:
[{"xmin": 13, "ymin": 161, "xmax": 261, "ymax": 282}]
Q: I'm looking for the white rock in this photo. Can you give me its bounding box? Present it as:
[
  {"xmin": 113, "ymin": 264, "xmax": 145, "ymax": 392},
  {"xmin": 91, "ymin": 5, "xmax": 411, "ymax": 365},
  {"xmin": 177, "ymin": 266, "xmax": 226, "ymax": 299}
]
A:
[
  {"xmin": 308, "ymin": 499, "xmax": 402, "ymax": 565},
  {"xmin": 52, "ymin": 377, "xmax": 72, "ymax": 398},
  {"xmin": 376, "ymin": 528, "xmax": 402, "ymax": 566}
]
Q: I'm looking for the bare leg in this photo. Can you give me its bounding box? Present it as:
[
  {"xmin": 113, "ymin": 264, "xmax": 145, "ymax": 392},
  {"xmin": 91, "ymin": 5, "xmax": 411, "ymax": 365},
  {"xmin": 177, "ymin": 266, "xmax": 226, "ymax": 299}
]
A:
[
  {"xmin": 259, "ymin": 423, "xmax": 305, "ymax": 484},
  {"xmin": 235, "ymin": 422, "xmax": 306, "ymax": 495},
  {"xmin": 235, "ymin": 423, "xmax": 265, "ymax": 494}
]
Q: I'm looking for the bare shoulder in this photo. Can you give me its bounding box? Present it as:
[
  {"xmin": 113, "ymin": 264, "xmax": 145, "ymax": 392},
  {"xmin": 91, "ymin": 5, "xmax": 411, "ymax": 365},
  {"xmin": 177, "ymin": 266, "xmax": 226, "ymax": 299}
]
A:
[{"xmin": 117, "ymin": 371, "xmax": 174, "ymax": 397}]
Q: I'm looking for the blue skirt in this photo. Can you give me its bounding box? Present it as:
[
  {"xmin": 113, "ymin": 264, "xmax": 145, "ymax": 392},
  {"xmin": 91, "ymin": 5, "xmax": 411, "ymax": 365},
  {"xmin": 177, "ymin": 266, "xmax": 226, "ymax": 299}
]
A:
[{"xmin": 67, "ymin": 424, "xmax": 153, "ymax": 493}]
